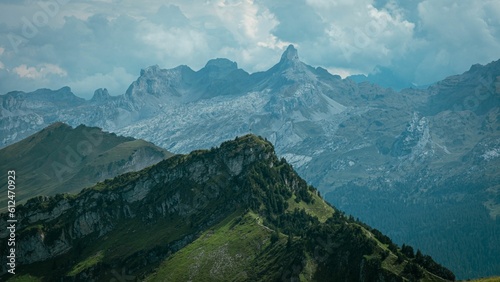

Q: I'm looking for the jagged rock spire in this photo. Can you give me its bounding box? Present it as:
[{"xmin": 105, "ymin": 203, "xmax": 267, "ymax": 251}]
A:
[
  {"xmin": 91, "ymin": 88, "xmax": 111, "ymax": 102},
  {"xmin": 280, "ymin": 44, "xmax": 299, "ymax": 63}
]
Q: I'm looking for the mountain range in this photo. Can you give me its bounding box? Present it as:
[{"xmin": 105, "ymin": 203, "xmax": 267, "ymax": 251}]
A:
[
  {"xmin": 0, "ymin": 134, "xmax": 455, "ymax": 281},
  {"xmin": 0, "ymin": 45, "xmax": 499, "ymax": 278}
]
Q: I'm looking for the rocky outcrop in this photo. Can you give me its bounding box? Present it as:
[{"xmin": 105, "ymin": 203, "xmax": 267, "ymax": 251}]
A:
[{"xmin": 390, "ymin": 112, "xmax": 431, "ymax": 159}]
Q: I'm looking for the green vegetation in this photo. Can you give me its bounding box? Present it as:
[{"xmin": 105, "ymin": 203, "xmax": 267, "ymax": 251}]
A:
[
  {"xmin": 326, "ymin": 178, "xmax": 500, "ymax": 279},
  {"xmin": 315, "ymin": 105, "xmax": 500, "ymax": 280},
  {"xmin": 6, "ymin": 275, "xmax": 42, "ymax": 282},
  {"xmin": 145, "ymin": 211, "xmax": 273, "ymax": 281},
  {"xmin": 465, "ymin": 277, "xmax": 500, "ymax": 282},
  {"xmin": 1, "ymin": 134, "xmax": 456, "ymax": 281},
  {"xmin": 67, "ymin": 251, "xmax": 104, "ymax": 276},
  {"xmin": 286, "ymin": 192, "xmax": 334, "ymax": 223}
]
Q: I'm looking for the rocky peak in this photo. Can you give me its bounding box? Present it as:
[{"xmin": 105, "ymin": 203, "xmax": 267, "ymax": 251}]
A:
[
  {"xmin": 139, "ymin": 64, "xmax": 162, "ymax": 77},
  {"xmin": 31, "ymin": 86, "xmax": 72, "ymax": 98},
  {"xmin": 390, "ymin": 112, "xmax": 431, "ymax": 158},
  {"xmin": 254, "ymin": 44, "xmax": 318, "ymax": 89},
  {"xmin": 280, "ymin": 44, "xmax": 299, "ymax": 64},
  {"xmin": 204, "ymin": 58, "xmax": 237, "ymax": 72},
  {"xmin": 156, "ymin": 136, "xmax": 275, "ymax": 178},
  {"xmin": 28, "ymin": 86, "xmax": 85, "ymax": 106},
  {"xmin": 125, "ymin": 64, "xmax": 180, "ymax": 100},
  {"xmin": 219, "ymin": 134, "xmax": 274, "ymax": 158},
  {"xmin": 199, "ymin": 58, "xmax": 239, "ymax": 80},
  {"xmin": 273, "ymin": 44, "xmax": 311, "ymax": 76},
  {"xmin": 91, "ymin": 88, "xmax": 111, "ymax": 102},
  {"xmin": 44, "ymin": 121, "xmax": 72, "ymax": 131},
  {"xmin": 58, "ymin": 86, "xmax": 72, "ymax": 94},
  {"xmin": 31, "ymin": 86, "xmax": 72, "ymax": 95}
]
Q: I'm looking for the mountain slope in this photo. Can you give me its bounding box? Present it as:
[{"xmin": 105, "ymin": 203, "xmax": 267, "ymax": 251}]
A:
[
  {"xmin": 0, "ymin": 46, "xmax": 498, "ymax": 278},
  {"xmin": 0, "ymin": 122, "xmax": 173, "ymax": 212},
  {"xmin": 0, "ymin": 87, "xmax": 85, "ymax": 147},
  {"xmin": 0, "ymin": 135, "xmax": 454, "ymax": 281},
  {"xmin": 320, "ymin": 62, "xmax": 500, "ymax": 278}
]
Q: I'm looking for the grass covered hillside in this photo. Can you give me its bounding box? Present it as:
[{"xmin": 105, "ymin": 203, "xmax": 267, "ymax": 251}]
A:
[{"xmin": 0, "ymin": 122, "xmax": 172, "ymax": 212}]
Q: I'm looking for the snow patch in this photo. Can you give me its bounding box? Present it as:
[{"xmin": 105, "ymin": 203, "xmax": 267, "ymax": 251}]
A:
[{"xmin": 482, "ymin": 148, "xmax": 500, "ymax": 161}]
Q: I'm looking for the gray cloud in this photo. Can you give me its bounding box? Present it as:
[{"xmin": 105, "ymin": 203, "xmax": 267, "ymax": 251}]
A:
[
  {"xmin": 266, "ymin": 0, "xmax": 325, "ymax": 42},
  {"xmin": 0, "ymin": 0, "xmax": 499, "ymax": 97}
]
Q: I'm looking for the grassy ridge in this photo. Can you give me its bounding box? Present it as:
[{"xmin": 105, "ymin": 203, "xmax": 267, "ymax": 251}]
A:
[
  {"xmin": 0, "ymin": 122, "xmax": 172, "ymax": 212},
  {"xmin": 465, "ymin": 278, "xmax": 500, "ymax": 282}
]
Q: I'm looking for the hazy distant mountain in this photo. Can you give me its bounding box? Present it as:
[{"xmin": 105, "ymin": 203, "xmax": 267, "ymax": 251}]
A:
[
  {"xmin": 0, "ymin": 135, "xmax": 454, "ymax": 281},
  {"xmin": 0, "ymin": 45, "xmax": 498, "ymax": 278},
  {"xmin": 348, "ymin": 65, "xmax": 416, "ymax": 90},
  {"xmin": 0, "ymin": 122, "xmax": 173, "ymax": 212}
]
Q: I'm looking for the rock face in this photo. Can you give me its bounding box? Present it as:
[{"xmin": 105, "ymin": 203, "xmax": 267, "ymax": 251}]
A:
[
  {"xmin": 390, "ymin": 112, "xmax": 431, "ymax": 158},
  {"xmin": 0, "ymin": 135, "xmax": 273, "ymax": 237},
  {"xmin": 0, "ymin": 136, "xmax": 268, "ymax": 272},
  {"xmin": 281, "ymin": 44, "xmax": 299, "ymax": 62},
  {"xmin": 0, "ymin": 46, "xmax": 499, "ymax": 278},
  {"xmin": 90, "ymin": 88, "xmax": 112, "ymax": 103}
]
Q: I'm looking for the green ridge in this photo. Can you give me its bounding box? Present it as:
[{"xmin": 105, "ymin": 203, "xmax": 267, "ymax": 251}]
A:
[
  {"xmin": 0, "ymin": 122, "xmax": 172, "ymax": 212},
  {"xmin": 1, "ymin": 134, "xmax": 455, "ymax": 281}
]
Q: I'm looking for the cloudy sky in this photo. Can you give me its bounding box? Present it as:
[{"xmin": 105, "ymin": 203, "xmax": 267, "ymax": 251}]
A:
[{"xmin": 0, "ymin": 0, "xmax": 499, "ymax": 99}]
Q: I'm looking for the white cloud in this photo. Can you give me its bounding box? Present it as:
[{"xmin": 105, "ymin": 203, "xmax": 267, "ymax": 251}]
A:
[
  {"xmin": 214, "ymin": 0, "xmax": 275, "ymax": 42},
  {"xmin": 207, "ymin": 0, "xmax": 290, "ymax": 69},
  {"xmin": 413, "ymin": 0, "xmax": 500, "ymax": 83},
  {"xmin": 0, "ymin": 0, "xmax": 499, "ymax": 94},
  {"xmin": 304, "ymin": 0, "xmax": 415, "ymax": 70},
  {"xmin": 13, "ymin": 63, "xmax": 67, "ymax": 79},
  {"xmin": 138, "ymin": 21, "xmax": 209, "ymax": 66},
  {"xmin": 326, "ymin": 67, "xmax": 360, "ymax": 79}
]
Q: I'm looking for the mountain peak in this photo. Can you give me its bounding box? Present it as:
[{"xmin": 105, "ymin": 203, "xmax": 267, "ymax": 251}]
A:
[
  {"xmin": 200, "ymin": 58, "xmax": 239, "ymax": 79},
  {"xmin": 204, "ymin": 58, "xmax": 237, "ymax": 70},
  {"xmin": 140, "ymin": 64, "xmax": 162, "ymax": 76},
  {"xmin": 44, "ymin": 121, "xmax": 72, "ymax": 132},
  {"xmin": 91, "ymin": 88, "xmax": 111, "ymax": 102},
  {"xmin": 220, "ymin": 134, "xmax": 273, "ymax": 153},
  {"xmin": 218, "ymin": 134, "xmax": 275, "ymax": 164},
  {"xmin": 280, "ymin": 44, "xmax": 299, "ymax": 63}
]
